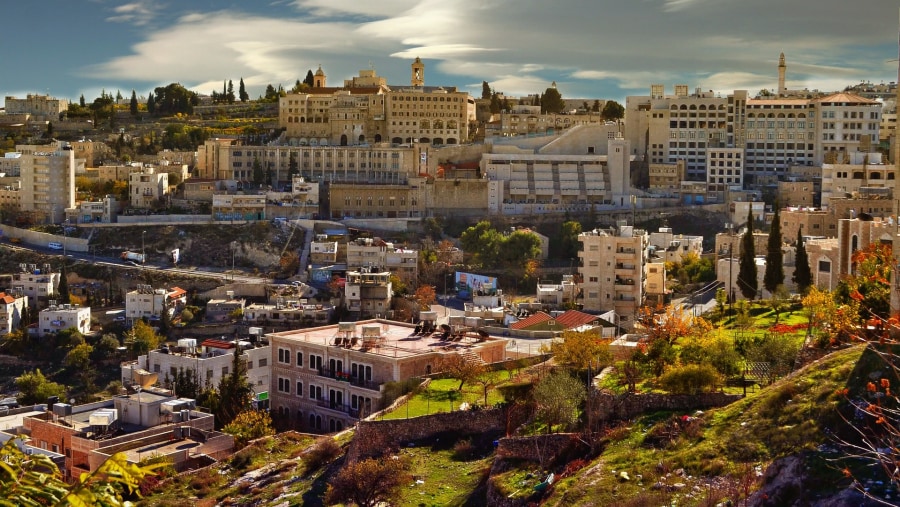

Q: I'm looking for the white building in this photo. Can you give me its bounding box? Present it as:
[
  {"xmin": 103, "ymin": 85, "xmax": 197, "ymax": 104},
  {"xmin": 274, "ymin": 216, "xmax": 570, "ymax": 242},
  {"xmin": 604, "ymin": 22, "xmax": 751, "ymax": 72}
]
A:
[
  {"xmin": 536, "ymin": 275, "xmax": 578, "ymax": 309},
  {"xmin": 18, "ymin": 142, "xmax": 77, "ymax": 224},
  {"xmin": 10, "ymin": 265, "xmax": 60, "ymax": 306},
  {"xmin": 648, "ymin": 227, "xmax": 704, "ymax": 264},
  {"xmin": 124, "ymin": 338, "xmax": 271, "ymax": 392},
  {"xmin": 125, "ymin": 285, "xmax": 187, "ymax": 322},
  {"xmin": 37, "ymin": 303, "xmax": 91, "ymax": 336},
  {"xmin": 0, "ymin": 290, "xmax": 28, "ymax": 335}
]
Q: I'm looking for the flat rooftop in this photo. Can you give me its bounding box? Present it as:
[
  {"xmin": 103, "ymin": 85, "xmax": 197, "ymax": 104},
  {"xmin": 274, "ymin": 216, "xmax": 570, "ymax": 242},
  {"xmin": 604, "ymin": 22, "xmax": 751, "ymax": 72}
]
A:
[{"xmin": 268, "ymin": 319, "xmax": 502, "ymax": 358}]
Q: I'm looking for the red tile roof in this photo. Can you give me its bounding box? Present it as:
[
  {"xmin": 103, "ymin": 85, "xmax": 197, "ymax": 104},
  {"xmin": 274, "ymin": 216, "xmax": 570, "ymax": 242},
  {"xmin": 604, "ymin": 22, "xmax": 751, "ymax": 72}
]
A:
[
  {"xmin": 0, "ymin": 294, "xmax": 15, "ymax": 304},
  {"xmin": 510, "ymin": 311, "xmax": 553, "ymax": 330},
  {"xmin": 554, "ymin": 310, "xmax": 601, "ymax": 329},
  {"xmin": 201, "ymin": 339, "xmax": 236, "ymax": 350}
]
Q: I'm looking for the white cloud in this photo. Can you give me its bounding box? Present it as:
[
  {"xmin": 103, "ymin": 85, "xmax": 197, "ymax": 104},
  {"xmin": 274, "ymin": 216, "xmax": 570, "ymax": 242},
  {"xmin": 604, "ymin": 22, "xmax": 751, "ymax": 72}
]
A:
[{"xmin": 106, "ymin": 1, "xmax": 160, "ymax": 26}]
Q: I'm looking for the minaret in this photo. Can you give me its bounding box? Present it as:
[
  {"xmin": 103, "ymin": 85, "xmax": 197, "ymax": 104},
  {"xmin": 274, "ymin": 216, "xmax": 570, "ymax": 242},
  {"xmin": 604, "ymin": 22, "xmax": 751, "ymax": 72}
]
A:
[
  {"xmin": 313, "ymin": 65, "xmax": 326, "ymax": 88},
  {"xmin": 777, "ymin": 52, "xmax": 786, "ymax": 97},
  {"xmin": 411, "ymin": 57, "xmax": 424, "ymax": 87}
]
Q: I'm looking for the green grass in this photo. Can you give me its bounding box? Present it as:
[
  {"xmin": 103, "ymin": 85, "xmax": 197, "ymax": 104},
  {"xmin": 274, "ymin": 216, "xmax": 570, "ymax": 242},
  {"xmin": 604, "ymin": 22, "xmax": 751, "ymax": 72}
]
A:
[
  {"xmin": 381, "ymin": 372, "xmax": 511, "ymax": 420},
  {"xmin": 392, "ymin": 436, "xmax": 496, "ymax": 507}
]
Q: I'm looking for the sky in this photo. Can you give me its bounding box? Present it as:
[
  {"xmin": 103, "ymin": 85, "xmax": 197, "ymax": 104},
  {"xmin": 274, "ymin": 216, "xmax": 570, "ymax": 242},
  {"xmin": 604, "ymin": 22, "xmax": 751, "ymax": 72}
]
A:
[{"xmin": 3, "ymin": 0, "xmax": 900, "ymax": 105}]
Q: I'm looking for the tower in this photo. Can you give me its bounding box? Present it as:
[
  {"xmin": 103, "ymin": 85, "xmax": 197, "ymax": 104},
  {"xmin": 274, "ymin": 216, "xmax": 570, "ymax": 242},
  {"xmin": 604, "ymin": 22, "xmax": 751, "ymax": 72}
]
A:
[
  {"xmin": 314, "ymin": 65, "xmax": 326, "ymax": 88},
  {"xmin": 411, "ymin": 57, "xmax": 424, "ymax": 87},
  {"xmin": 777, "ymin": 52, "xmax": 786, "ymax": 97}
]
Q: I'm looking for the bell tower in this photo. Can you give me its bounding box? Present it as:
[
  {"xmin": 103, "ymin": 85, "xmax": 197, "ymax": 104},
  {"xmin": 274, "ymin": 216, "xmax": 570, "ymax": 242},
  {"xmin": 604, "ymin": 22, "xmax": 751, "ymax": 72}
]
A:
[
  {"xmin": 314, "ymin": 65, "xmax": 326, "ymax": 88},
  {"xmin": 411, "ymin": 57, "xmax": 424, "ymax": 87}
]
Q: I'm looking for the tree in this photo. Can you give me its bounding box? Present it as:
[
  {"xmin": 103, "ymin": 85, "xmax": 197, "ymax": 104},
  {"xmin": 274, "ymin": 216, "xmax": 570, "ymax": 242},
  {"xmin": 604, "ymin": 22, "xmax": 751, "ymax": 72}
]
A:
[
  {"xmin": 658, "ymin": 363, "xmax": 720, "ymax": 394},
  {"xmin": 238, "ymin": 78, "xmax": 249, "ymax": 102},
  {"xmin": 130, "ymin": 90, "xmax": 138, "ymax": 116},
  {"xmin": 0, "ymin": 438, "xmax": 155, "ymax": 506},
  {"xmin": 252, "ymin": 157, "xmax": 264, "ymax": 187},
  {"xmin": 558, "ymin": 220, "xmax": 582, "ymax": 259},
  {"xmin": 600, "ymin": 100, "xmax": 625, "ymax": 121},
  {"xmin": 481, "ymin": 81, "xmax": 491, "ymax": 100},
  {"xmin": 79, "ymin": 94, "xmax": 86, "ymax": 107},
  {"xmin": 547, "ymin": 330, "xmax": 612, "ymax": 371},
  {"xmin": 288, "ymin": 152, "xmax": 299, "ymax": 176},
  {"xmin": 304, "ymin": 70, "xmax": 315, "ymax": 88},
  {"xmin": 459, "ymin": 221, "xmax": 502, "ymax": 268},
  {"xmin": 223, "ymin": 410, "xmax": 275, "ymax": 449},
  {"xmin": 152, "ymin": 83, "xmax": 199, "ymax": 115},
  {"xmin": 158, "ymin": 307, "xmax": 171, "ymax": 338},
  {"xmin": 489, "ymin": 92, "xmax": 501, "ymax": 114},
  {"xmin": 15, "ymin": 369, "xmax": 66, "ymax": 405},
  {"xmin": 437, "ymin": 354, "xmax": 485, "ymax": 391},
  {"xmin": 540, "ymin": 86, "xmax": 565, "ymax": 114},
  {"xmin": 46, "ymin": 121, "xmax": 53, "ymax": 138},
  {"xmin": 173, "ymin": 367, "xmax": 201, "ymax": 399},
  {"xmin": 793, "ymin": 227, "xmax": 812, "ymax": 294},
  {"xmin": 94, "ymin": 333, "xmax": 121, "ymax": 359},
  {"xmin": 835, "ymin": 243, "xmax": 893, "ymax": 326},
  {"xmin": 325, "ymin": 456, "xmax": 411, "ymax": 507},
  {"xmin": 264, "ymin": 84, "xmax": 278, "ymax": 102},
  {"xmin": 65, "ymin": 343, "xmax": 96, "ymax": 394},
  {"xmin": 414, "ymin": 284, "xmax": 436, "ymax": 310},
  {"xmin": 764, "ymin": 205, "xmax": 784, "ymax": 295},
  {"xmin": 147, "ymin": 91, "xmax": 155, "ymax": 114},
  {"xmin": 737, "ymin": 207, "xmax": 758, "ymax": 300},
  {"xmin": 533, "ymin": 370, "xmax": 586, "ymax": 433},
  {"xmin": 216, "ymin": 346, "xmax": 254, "ymax": 427},
  {"xmin": 128, "ymin": 320, "xmax": 161, "ymax": 357},
  {"xmin": 227, "ymin": 80, "xmax": 235, "ymax": 103},
  {"xmin": 592, "ymin": 99, "xmax": 601, "ymax": 112},
  {"xmin": 56, "ymin": 268, "xmax": 70, "ymax": 304}
]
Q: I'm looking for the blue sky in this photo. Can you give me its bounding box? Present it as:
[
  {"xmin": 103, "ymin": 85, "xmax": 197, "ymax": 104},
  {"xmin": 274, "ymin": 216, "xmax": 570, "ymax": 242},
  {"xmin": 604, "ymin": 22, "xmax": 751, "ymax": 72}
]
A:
[{"xmin": 3, "ymin": 0, "xmax": 900, "ymax": 105}]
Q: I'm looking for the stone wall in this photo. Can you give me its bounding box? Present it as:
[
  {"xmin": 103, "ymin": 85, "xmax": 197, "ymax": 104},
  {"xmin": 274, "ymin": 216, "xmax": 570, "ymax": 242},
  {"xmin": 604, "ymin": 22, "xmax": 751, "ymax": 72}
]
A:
[
  {"xmin": 494, "ymin": 433, "xmax": 583, "ymax": 463},
  {"xmin": 0, "ymin": 225, "xmax": 90, "ymax": 252},
  {"xmin": 591, "ymin": 392, "xmax": 741, "ymax": 425},
  {"xmin": 346, "ymin": 408, "xmax": 504, "ymax": 462}
]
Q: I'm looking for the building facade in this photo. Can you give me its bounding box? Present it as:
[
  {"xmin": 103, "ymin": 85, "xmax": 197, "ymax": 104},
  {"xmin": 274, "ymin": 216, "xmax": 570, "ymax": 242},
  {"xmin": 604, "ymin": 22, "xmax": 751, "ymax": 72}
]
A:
[
  {"xmin": 577, "ymin": 224, "xmax": 648, "ymax": 329},
  {"xmin": 37, "ymin": 303, "xmax": 90, "ymax": 336}
]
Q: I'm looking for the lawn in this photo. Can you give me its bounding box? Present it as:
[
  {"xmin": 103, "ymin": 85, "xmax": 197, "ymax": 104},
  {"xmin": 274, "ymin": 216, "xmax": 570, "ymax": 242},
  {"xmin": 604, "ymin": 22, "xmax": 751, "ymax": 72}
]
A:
[{"xmin": 381, "ymin": 371, "xmax": 512, "ymax": 420}]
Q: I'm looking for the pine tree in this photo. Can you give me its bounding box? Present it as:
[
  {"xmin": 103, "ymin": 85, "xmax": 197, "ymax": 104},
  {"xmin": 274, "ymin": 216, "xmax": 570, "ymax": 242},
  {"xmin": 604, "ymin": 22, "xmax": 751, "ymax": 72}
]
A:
[
  {"xmin": 481, "ymin": 81, "xmax": 491, "ymax": 100},
  {"xmin": 252, "ymin": 157, "xmax": 264, "ymax": 187},
  {"xmin": 737, "ymin": 207, "xmax": 758, "ymax": 300},
  {"xmin": 792, "ymin": 227, "xmax": 812, "ymax": 294},
  {"xmin": 763, "ymin": 205, "xmax": 784, "ymax": 295},
  {"xmin": 227, "ymin": 80, "xmax": 235, "ymax": 103},
  {"xmin": 57, "ymin": 268, "xmax": 70, "ymax": 305},
  {"xmin": 129, "ymin": 90, "xmax": 138, "ymax": 116},
  {"xmin": 147, "ymin": 92, "xmax": 156, "ymax": 114},
  {"xmin": 304, "ymin": 70, "xmax": 315, "ymax": 87},
  {"xmin": 158, "ymin": 307, "xmax": 171, "ymax": 338},
  {"xmin": 238, "ymin": 78, "xmax": 249, "ymax": 102},
  {"xmin": 79, "ymin": 94, "xmax": 85, "ymax": 107},
  {"xmin": 216, "ymin": 346, "xmax": 254, "ymax": 427}
]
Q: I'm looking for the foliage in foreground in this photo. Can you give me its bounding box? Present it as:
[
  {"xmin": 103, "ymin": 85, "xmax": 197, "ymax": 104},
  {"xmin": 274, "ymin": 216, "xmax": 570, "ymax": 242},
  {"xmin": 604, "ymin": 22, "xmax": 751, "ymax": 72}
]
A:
[
  {"xmin": 325, "ymin": 456, "xmax": 412, "ymax": 507},
  {"xmin": 0, "ymin": 437, "xmax": 156, "ymax": 506}
]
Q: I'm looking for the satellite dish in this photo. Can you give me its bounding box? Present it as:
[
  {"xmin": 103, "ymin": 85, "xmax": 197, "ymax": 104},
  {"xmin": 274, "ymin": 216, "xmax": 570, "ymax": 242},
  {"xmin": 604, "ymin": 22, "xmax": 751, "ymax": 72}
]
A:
[{"xmin": 69, "ymin": 399, "xmax": 75, "ymax": 404}]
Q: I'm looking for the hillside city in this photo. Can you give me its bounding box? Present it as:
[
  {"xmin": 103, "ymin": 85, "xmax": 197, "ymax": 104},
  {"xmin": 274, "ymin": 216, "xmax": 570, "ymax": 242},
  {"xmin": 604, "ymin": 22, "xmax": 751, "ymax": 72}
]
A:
[{"xmin": 1, "ymin": 52, "xmax": 900, "ymax": 506}]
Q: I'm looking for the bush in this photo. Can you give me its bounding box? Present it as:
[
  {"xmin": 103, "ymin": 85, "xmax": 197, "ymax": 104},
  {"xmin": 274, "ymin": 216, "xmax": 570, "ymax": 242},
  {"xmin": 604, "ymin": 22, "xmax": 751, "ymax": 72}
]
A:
[
  {"xmin": 452, "ymin": 438, "xmax": 477, "ymax": 461},
  {"xmin": 302, "ymin": 437, "xmax": 341, "ymax": 471},
  {"xmin": 658, "ymin": 363, "xmax": 720, "ymax": 395},
  {"xmin": 230, "ymin": 443, "xmax": 265, "ymax": 471}
]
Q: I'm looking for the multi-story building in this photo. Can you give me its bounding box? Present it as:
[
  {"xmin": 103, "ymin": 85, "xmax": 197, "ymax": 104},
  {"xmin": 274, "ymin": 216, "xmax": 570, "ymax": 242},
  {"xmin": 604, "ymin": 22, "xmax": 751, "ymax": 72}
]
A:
[
  {"xmin": 243, "ymin": 300, "xmax": 333, "ymax": 327},
  {"xmin": 330, "ymin": 178, "xmax": 427, "ymax": 219},
  {"xmin": 648, "ymin": 227, "xmax": 703, "ymax": 264},
  {"xmin": 344, "ymin": 269, "xmax": 392, "ymax": 318},
  {"xmin": 0, "ymin": 152, "xmax": 22, "ymax": 176},
  {"xmin": 577, "ymin": 224, "xmax": 648, "ymax": 329},
  {"xmin": 491, "ymin": 104, "xmax": 610, "ymax": 138},
  {"xmin": 0, "ymin": 290, "xmax": 28, "ymax": 335},
  {"xmin": 124, "ymin": 338, "xmax": 270, "ymax": 392},
  {"xmin": 705, "ymin": 147, "xmax": 744, "ymax": 202},
  {"xmin": 268, "ymin": 318, "xmax": 508, "ymax": 433},
  {"xmin": 536, "ymin": 275, "xmax": 579, "ymax": 309},
  {"xmin": 4, "ymin": 94, "xmax": 68, "ymax": 121},
  {"xmin": 837, "ymin": 217, "xmax": 893, "ymax": 277},
  {"xmin": 36, "ymin": 303, "xmax": 90, "ymax": 337},
  {"xmin": 645, "ymin": 262, "xmax": 668, "ymax": 306},
  {"xmin": 805, "ymin": 238, "xmax": 841, "ymax": 290},
  {"xmin": 278, "ymin": 59, "xmax": 470, "ymax": 147},
  {"xmin": 24, "ymin": 390, "xmax": 230, "ymax": 481},
  {"xmin": 648, "ymin": 160, "xmax": 685, "ymax": 193},
  {"xmin": 346, "ymin": 238, "xmax": 419, "ymax": 285},
  {"xmin": 310, "ymin": 238, "xmax": 339, "ymax": 265},
  {"xmin": 780, "ymin": 207, "xmax": 836, "ymax": 244},
  {"xmin": 205, "ymin": 298, "xmax": 246, "ymax": 322},
  {"xmin": 820, "ymin": 151, "xmax": 891, "ymax": 207},
  {"xmin": 129, "ymin": 168, "xmax": 168, "ymax": 209},
  {"xmin": 777, "ymin": 180, "xmax": 816, "ymax": 208},
  {"xmin": 10, "ymin": 265, "xmax": 60, "ymax": 307},
  {"xmin": 124, "ymin": 285, "xmax": 187, "ymax": 323},
  {"xmin": 18, "ymin": 142, "xmax": 77, "ymax": 224},
  {"xmin": 66, "ymin": 195, "xmax": 117, "ymax": 224}
]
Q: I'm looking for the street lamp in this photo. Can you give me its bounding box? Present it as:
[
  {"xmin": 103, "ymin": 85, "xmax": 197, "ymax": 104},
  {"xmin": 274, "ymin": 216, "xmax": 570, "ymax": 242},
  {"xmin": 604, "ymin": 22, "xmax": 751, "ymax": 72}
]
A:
[{"xmin": 141, "ymin": 230, "xmax": 146, "ymax": 266}]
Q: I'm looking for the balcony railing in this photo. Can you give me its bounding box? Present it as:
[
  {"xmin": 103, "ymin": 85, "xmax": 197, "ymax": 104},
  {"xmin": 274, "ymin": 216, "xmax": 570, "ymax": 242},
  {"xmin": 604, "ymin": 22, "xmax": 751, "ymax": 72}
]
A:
[
  {"xmin": 316, "ymin": 399, "xmax": 360, "ymax": 418},
  {"xmin": 317, "ymin": 367, "xmax": 380, "ymax": 391}
]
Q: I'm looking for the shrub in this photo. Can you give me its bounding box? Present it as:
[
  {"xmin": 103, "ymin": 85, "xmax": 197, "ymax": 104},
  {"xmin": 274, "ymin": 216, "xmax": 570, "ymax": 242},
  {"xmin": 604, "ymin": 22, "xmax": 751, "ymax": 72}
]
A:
[
  {"xmin": 302, "ymin": 437, "xmax": 341, "ymax": 471},
  {"xmin": 658, "ymin": 363, "xmax": 720, "ymax": 394},
  {"xmin": 230, "ymin": 442, "xmax": 266, "ymax": 470},
  {"xmin": 452, "ymin": 438, "xmax": 477, "ymax": 461}
]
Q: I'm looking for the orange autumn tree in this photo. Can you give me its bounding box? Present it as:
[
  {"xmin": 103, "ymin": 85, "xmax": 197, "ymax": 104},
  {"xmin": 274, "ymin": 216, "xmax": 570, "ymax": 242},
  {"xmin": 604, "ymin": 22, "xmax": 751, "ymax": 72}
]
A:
[{"xmin": 835, "ymin": 243, "xmax": 892, "ymax": 332}]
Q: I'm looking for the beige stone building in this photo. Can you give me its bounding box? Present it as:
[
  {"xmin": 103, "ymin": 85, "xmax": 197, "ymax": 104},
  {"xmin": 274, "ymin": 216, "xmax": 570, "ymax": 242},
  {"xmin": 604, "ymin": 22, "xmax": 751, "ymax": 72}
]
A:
[
  {"xmin": 211, "ymin": 194, "xmax": 266, "ymax": 222},
  {"xmin": 648, "ymin": 160, "xmax": 685, "ymax": 192},
  {"xmin": 780, "ymin": 208, "xmax": 836, "ymax": 244},
  {"xmin": 577, "ymin": 224, "xmax": 648, "ymax": 329},
  {"xmin": 4, "ymin": 94, "xmax": 68, "ymax": 120},
  {"xmin": 344, "ymin": 270, "xmax": 392, "ymax": 318},
  {"xmin": 837, "ymin": 217, "xmax": 893, "ymax": 277},
  {"xmin": 267, "ymin": 318, "xmax": 508, "ymax": 433},
  {"xmin": 129, "ymin": 167, "xmax": 168, "ymax": 209},
  {"xmin": 648, "ymin": 227, "xmax": 703, "ymax": 264},
  {"xmin": 18, "ymin": 142, "xmax": 77, "ymax": 223},
  {"xmin": 821, "ymin": 151, "xmax": 892, "ymax": 206},
  {"xmin": 777, "ymin": 181, "xmax": 815, "ymax": 208}
]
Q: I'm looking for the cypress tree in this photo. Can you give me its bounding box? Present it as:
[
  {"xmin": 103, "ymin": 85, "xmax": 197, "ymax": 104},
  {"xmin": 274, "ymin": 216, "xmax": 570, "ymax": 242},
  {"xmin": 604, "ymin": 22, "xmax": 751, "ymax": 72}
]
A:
[
  {"xmin": 130, "ymin": 90, "xmax": 138, "ymax": 116},
  {"xmin": 238, "ymin": 78, "xmax": 249, "ymax": 102},
  {"xmin": 304, "ymin": 70, "xmax": 315, "ymax": 87},
  {"xmin": 737, "ymin": 207, "xmax": 758, "ymax": 300},
  {"xmin": 792, "ymin": 227, "xmax": 812, "ymax": 294},
  {"xmin": 763, "ymin": 205, "xmax": 784, "ymax": 295},
  {"xmin": 147, "ymin": 92, "xmax": 156, "ymax": 114},
  {"xmin": 57, "ymin": 268, "xmax": 70, "ymax": 305}
]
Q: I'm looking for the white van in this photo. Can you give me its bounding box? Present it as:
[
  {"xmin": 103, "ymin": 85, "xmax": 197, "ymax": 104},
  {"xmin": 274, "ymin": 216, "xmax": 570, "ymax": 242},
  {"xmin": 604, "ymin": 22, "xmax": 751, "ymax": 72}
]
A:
[{"xmin": 48, "ymin": 242, "xmax": 63, "ymax": 250}]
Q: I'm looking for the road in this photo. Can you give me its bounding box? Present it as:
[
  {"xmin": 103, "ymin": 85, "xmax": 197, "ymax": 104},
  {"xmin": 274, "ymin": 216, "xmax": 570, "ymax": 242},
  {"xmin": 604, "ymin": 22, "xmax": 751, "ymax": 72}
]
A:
[{"xmin": 1, "ymin": 242, "xmax": 269, "ymax": 284}]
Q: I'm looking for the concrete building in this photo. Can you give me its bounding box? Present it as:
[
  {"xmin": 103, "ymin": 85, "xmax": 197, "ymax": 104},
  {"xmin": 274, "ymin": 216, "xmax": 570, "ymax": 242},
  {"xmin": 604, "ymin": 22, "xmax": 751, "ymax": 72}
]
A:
[
  {"xmin": 648, "ymin": 160, "xmax": 685, "ymax": 192},
  {"xmin": 705, "ymin": 147, "xmax": 744, "ymax": 202},
  {"xmin": 23, "ymin": 390, "xmax": 230, "ymax": 481},
  {"xmin": 124, "ymin": 338, "xmax": 271, "ymax": 392},
  {"xmin": 211, "ymin": 194, "xmax": 266, "ymax": 222},
  {"xmin": 37, "ymin": 303, "xmax": 90, "ymax": 337},
  {"xmin": 267, "ymin": 318, "xmax": 508, "ymax": 433},
  {"xmin": 67, "ymin": 195, "xmax": 117, "ymax": 224},
  {"xmin": 124, "ymin": 285, "xmax": 187, "ymax": 323},
  {"xmin": 780, "ymin": 207, "xmax": 836, "ymax": 245},
  {"xmin": 10, "ymin": 265, "xmax": 60, "ymax": 307},
  {"xmin": 648, "ymin": 227, "xmax": 703, "ymax": 264},
  {"xmin": 129, "ymin": 168, "xmax": 169, "ymax": 209},
  {"xmin": 805, "ymin": 238, "xmax": 841, "ymax": 291},
  {"xmin": 345, "ymin": 238, "xmax": 418, "ymax": 287},
  {"xmin": 243, "ymin": 300, "xmax": 334, "ymax": 327},
  {"xmin": 18, "ymin": 142, "xmax": 77, "ymax": 224},
  {"xmin": 492, "ymin": 105, "xmax": 610, "ymax": 138},
  {"xmin": 536, "ymin": 275, "xmax": 579, "ymax": 309},
  {"xmin": 777, "ymin": 180, "xmax": 816, "ymax": 208},
  {"xmin": 344, "ymin": 270, "xmax": 392, "ymax": 318},
  {"xmin": 0, "ymin": 290, "xmax": 28, "ymax": 335},
  {"xmin": 0, "ymin": 152, "xmax": 22, "ymax": 176},
  {"xmin": 205, "ymin": 298, "xmax": 246, "ymax": 322},
  {"xmin": 821, "ymin": 151, "xmax": 892, "ymax": 207},
  {"xmin": 577, "ymin": 224, "xmax": 648, "ymax": 329},
  {"xmin": 645, "ymin": 262, "xmax": 668, "ymax": 305}
]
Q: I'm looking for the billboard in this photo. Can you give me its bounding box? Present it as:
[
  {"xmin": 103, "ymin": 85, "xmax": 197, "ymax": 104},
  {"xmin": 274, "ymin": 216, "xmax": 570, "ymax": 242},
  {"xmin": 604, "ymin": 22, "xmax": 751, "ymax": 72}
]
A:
[{"xmin": 454, "ymin": 272, "xmax": 498, "ymax": 298}]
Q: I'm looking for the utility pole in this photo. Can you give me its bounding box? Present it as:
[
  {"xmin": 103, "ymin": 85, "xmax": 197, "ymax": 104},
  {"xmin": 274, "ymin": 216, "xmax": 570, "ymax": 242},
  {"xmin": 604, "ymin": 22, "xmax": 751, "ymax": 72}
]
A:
[{"xmin": 726, "ymin": 223, "xmax": 735, "ymax": 313}]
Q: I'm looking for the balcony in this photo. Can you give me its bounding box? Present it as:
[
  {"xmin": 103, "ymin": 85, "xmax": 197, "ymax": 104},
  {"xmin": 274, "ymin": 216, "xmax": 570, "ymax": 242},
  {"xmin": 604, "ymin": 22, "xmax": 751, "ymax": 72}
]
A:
[
  {"xmin": 614, "ymin": 278, "xmax": 636, "ymax": 289},
  {"xmin": 316, "ymin": 399, "xmax": 360, "ymax": 418},
  {"xmin": 317, "ymin": 367, "xmax": 380, "ymax": 391}
]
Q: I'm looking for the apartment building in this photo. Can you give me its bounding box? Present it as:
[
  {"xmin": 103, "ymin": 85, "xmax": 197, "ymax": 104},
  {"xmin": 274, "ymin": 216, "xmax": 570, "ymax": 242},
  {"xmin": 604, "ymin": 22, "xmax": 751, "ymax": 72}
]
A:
[
  {"xmin": 211, "ymin": 194, "xmax": 266, "ymax": 222},
  {"xmin": 243, "ymin": 300, "xmax": 333, "ymax": 327},
  {"xmin": 0, "ymin": 152, "xmax": 21, "ymax": 176},
  {"xmin": 124, "ymin": 285, "xmax": 187, "ymax": 322},
  {"xmin": 648, "ymin": 227, "xmax": 703, "ymax": 264},
  {"xmin": 577, "ymin": 224, "xmax": 648, "ymax": 329},
  {"xmin": 129, "ymin": 168, "xmax": 169, "ymax": 209},
  {"xmin": 37, "ymin": 303, "xmax": 90, "ymax": 336},
  {"xmin": 10, "ymin": 265, "xmax": 60, "ymax": 307},
  {"xmin": 820, "ymin": 151, "xmax": 891, "ymax": 206},
  {"xmin": 535, "ymin": 275, "xmax": 579, "ymax": 309},
  {"xmin": 344, "ymin": 270, "xmax": 392, "ymax": 318},
  {"xmin": 0, "ymin": 290, "xmax": 28, "ymax": 335},
  {"xmin": 18, "ymin": 142, "xmax": 77, "ymax": 223},
  {"xmin": 124, "ymin": 338, "xmax": 271, "ymax": 391},
  {"xmin": 648, "ymin": 160, "xmax": 685, "ymax": 192},
  {"xmin": 777, "ymin": 180, "xmax": 816, "ymax": 208},
  {"xmin": 705, "ymin": 147, "xmax": 744, "ymax": 202},
  {"xmin": 268, "ymin": 318, "xmax": 508, "ymax": 433},
  {"xmin": 346, "ymin": 238, "xmax": 419, "ymax": 285}
]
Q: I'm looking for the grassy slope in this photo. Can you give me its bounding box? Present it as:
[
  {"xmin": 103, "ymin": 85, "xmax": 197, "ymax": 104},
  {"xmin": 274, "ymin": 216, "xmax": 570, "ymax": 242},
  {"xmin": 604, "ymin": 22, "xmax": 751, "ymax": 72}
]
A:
[{"xmin": 543, "ymin": 345, "xmax": 867, "ymax": 506}]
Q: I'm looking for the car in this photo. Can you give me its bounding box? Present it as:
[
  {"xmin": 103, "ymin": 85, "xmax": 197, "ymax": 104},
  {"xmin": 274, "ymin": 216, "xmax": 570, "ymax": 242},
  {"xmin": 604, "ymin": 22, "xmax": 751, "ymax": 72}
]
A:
[{"xmin": 113, "ymin": 315, "xmax": 126, "ymax": 322}]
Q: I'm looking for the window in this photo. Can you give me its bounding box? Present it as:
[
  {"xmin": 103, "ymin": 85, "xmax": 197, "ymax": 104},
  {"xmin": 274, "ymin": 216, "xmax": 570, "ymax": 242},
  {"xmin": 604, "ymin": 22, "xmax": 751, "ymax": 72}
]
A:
[
  {"xmin": 309, "ymin": 354, "xmax": 323, "ymax": 370},
  {"xmin": 297, "ymin": 351, "xmax": 303, "ymax": 366},
  {"xmin": 818, "ymin": 260, "xmax": 831, "ymax": 272},
  {"xmin": 309, "ymin": 384, "xmax": 323, "ymax": 400},
  {"xmin": 278, "ymin": 377, "xmax": 290, "ymax": 394},
  {"xmin": 351, "ymin": 363, "xmax": 372, "ymax": 381},
  {"xmin": 258, "ymin": 357, "xmax": 267, "ymax": 367},
  {"xmin": 296, "ymin": 381, "xmax": 303, "ymax": 396},
  {"xmin": 277, "ymin": 348, "xmax": 290, "ymax": 364}
]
